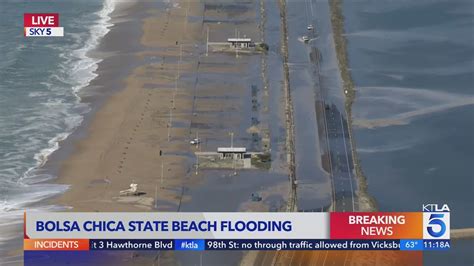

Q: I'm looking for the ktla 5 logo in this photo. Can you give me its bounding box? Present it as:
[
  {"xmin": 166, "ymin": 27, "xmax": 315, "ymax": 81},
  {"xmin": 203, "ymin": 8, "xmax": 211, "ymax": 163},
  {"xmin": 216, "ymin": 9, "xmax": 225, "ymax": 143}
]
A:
[{"xmin": 422, "ymin": 204, "xmax": 450, "ymax": 239}]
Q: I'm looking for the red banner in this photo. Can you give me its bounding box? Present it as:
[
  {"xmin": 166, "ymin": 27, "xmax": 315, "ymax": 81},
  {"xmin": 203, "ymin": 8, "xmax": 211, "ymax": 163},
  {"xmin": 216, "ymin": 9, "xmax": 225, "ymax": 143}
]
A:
[{"xmin": 24, "ymin": 13, "xmax": 59, "ymax": 27}]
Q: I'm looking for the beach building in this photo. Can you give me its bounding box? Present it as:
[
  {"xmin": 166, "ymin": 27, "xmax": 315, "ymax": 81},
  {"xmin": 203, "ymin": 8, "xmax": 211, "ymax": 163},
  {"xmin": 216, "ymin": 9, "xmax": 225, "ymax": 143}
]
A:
[
  {"xmin": 217, "ymin": 147, "xmax": 247, "ymax": 159},
  {"xmin": 227, "ymin": 38, "xmax": 253, "ymax": 48}
]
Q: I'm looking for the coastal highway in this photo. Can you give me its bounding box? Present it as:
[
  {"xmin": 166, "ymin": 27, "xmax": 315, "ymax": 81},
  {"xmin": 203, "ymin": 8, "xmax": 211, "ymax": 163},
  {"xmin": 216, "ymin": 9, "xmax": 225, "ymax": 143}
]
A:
[
  {"xmin": 287, "ymin": 0, "xmax": 357, "ymax": 212},
  {"xmin": 278, "ymin": 0, "xmax": 360, "ymax": 265},
  {"xmin": 303, "ymin": 0, "xmax": 357, "ymax": 213},
  {"xmin": 256, "ymin": 0, "xmax": 358, "ymax": 264},
  {"xmin": 323, "ymin": 103, "xmax": 356, "ymax": 212}
]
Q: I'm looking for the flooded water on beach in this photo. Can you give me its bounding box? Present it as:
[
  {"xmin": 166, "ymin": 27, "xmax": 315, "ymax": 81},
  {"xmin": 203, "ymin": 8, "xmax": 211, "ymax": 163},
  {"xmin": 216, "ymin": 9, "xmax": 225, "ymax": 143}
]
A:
[{"xmin": 155, "ymin": 1, "xmax": 291, "ymax": 265}]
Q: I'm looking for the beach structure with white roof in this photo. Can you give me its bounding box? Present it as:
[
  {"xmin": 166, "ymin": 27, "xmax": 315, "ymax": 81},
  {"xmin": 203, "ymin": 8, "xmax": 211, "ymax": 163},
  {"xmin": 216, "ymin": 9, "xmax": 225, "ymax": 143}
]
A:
[
  {"xmin": 227, "ymin": 38, "xmax": 253, "ymax": 48},
  {"xmin": 217, "ymin": 147, "xmax": 247, "ymax": 159}
]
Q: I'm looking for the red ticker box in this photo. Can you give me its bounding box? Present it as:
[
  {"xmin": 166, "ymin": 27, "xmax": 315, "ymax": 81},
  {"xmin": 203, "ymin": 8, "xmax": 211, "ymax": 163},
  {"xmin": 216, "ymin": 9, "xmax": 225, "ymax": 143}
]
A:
[{"xmin": 330, "ymin": 212, "xmax": 423, "ymax": 239}]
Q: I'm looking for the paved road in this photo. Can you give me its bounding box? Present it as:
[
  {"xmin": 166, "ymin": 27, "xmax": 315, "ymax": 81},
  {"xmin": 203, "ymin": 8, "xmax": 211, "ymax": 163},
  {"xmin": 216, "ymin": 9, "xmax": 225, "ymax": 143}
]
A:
[
  {"xmin": 257, "ymin": 0, "xmax": 359, "ymax": 264},
  {"xmin": 324, "ymin": 103, "xmax": 356, "ymax": 212},
  {"xmin": 303, "ymin": 0, "xmax": 357, "ymax": 213},
  {"xmin": 283, "ymin": 0, "xmax": 358, "ymax": 213},
  {"xmin": 287, "ymin": 0, "xmax": 358, "ymax": 212}
]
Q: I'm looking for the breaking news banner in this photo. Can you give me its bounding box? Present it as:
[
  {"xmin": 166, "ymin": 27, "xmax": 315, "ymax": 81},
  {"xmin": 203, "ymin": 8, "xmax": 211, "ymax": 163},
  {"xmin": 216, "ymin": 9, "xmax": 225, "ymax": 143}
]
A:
[
  {"xmin": 24, "ymin": 13, "xmax": 64, "ymax": 37},
  {"xmin": 23, "ymin": 205, "xmax": 450, "ymax": 254}
]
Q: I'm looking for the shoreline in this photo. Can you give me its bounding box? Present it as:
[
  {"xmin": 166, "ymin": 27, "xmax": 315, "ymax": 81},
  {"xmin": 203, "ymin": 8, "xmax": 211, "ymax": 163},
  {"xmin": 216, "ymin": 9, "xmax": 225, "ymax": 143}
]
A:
[
  {"xmin": 42, "ymin": 1, "xmax": 144, "ymax": 188},
  {"xmin": 1, "ymin": 2, "xmax": 145, "ymax": 263},
  {"xmin": 50, "ymin": 0, "xmax": 198, "ymax": 213},
  {"xmin": 328, "ymin": 0, "xmax": 377, "ymax": 211},
  {"xmin": 43, "ymin": 1, "xmax": 146, "ymax": 205}
]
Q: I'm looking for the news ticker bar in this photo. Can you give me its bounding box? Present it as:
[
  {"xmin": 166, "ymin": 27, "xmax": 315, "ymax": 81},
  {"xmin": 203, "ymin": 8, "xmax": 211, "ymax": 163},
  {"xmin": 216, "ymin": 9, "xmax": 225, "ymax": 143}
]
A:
[
  {"xmin": 24, "ymin": 239, "xmax": 450, "ymax": 251},
  {"xmin": 24, "ymin": 210, "xmax": 451, "ymax": 253},
  {"xmin": 25, "ymin": 211, "xmax": 450, "ymax": 240}
]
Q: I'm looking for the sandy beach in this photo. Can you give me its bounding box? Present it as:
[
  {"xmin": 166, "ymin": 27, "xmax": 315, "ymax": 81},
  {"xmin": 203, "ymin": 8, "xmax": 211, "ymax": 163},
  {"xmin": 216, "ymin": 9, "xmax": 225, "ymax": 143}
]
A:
[
  {"xmin": 50, "ymin": 0, "xmax": 216, "ymax": 213},
  {"xmin": 51, "ymin": 0, "xmax": 278, "ymax": 210}
]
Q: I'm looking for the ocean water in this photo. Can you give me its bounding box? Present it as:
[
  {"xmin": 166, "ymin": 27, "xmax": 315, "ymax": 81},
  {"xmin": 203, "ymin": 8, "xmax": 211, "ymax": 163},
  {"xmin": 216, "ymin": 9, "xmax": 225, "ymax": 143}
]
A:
[
  {"xmin": 342, "ymin": 0, "xmax": 473, "ymax": 264},
  {"xmin": 0, "ymin": 0, "xmax": 115, "ymax": 252}
]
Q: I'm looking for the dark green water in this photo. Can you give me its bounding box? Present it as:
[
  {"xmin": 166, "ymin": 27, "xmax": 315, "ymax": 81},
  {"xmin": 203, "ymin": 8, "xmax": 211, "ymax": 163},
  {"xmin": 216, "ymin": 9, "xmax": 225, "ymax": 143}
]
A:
[{"xmin": 343, "ymin": 0, "xmax": 473, "ymax": 265}]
